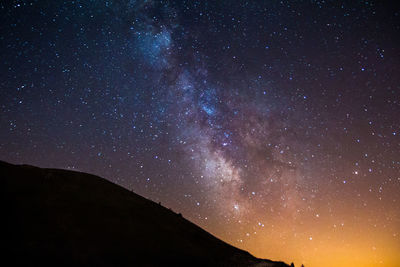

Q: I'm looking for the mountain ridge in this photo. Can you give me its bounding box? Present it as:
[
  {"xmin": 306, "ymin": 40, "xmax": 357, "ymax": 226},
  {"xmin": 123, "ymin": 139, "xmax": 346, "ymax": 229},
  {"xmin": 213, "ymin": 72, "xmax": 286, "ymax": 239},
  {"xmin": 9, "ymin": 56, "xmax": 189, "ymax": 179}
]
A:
[{"xmin": 1, "ymin": 160, "xmax": 291, "ymax": 267}]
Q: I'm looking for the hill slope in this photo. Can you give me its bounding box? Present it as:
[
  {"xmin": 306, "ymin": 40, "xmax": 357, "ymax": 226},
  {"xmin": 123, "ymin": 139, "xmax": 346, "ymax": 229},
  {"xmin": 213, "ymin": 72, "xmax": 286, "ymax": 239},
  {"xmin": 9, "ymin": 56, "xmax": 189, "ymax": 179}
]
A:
[{"xmin": 1, "ymin": 161, "xmax": 290, "ymax": 267}]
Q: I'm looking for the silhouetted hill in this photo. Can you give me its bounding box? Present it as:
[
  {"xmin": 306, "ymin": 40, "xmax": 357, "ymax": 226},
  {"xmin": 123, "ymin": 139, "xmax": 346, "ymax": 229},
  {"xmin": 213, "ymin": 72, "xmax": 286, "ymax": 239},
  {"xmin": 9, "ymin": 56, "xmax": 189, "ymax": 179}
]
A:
[{"xmin": 1, "ymin": 161, "xmax": 290, "ymax": 267}]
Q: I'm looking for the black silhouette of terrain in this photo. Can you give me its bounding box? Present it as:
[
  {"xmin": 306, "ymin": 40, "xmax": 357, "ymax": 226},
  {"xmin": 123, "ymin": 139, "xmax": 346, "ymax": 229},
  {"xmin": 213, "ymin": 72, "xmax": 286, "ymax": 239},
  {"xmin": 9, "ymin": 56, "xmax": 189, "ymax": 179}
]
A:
[{"xmin": 1, "ymin": 160, "xmax": 290, "ymax": 267}]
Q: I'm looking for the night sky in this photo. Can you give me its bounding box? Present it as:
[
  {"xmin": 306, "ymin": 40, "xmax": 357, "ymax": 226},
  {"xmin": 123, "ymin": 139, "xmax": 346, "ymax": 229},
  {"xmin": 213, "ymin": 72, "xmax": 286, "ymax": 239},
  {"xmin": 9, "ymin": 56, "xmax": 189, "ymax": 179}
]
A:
[{"xmin": 1, "ymin": 1, "xmax": 399, "ymax": 266}]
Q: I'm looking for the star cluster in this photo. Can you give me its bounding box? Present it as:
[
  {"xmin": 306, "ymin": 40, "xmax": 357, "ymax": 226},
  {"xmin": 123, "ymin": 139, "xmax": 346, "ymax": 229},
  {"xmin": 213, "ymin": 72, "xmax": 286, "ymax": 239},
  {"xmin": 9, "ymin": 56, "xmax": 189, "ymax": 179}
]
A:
[{"xmin": 1, "ymin": 1, "xmax": 399, "ymax": 266}]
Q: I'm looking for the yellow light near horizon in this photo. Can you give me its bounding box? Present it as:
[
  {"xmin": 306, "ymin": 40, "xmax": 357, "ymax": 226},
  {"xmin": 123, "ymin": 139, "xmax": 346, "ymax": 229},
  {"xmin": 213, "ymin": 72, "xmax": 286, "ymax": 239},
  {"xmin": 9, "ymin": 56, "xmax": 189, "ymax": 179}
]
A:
[{"xmin": 205, "ymin": 208, "xmax": 400, "ymax": 267}]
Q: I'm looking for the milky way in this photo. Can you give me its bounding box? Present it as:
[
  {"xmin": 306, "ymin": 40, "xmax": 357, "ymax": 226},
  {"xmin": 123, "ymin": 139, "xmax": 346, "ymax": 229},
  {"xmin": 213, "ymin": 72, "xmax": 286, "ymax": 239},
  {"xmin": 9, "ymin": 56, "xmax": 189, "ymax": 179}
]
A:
[{"xmin": 1, "ymin": 1, "xmax": 399, "ymax": 266}]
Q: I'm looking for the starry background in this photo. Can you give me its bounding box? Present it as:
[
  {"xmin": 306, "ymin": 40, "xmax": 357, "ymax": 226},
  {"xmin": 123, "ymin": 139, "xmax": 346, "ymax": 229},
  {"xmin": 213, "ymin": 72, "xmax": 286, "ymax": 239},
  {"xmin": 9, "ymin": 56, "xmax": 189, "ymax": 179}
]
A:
[{"xmin": 1, "ymin": 1, "xmax": 399, "ymax": 266}]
